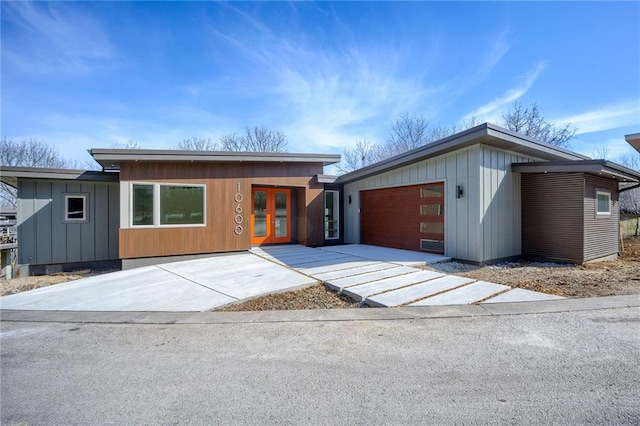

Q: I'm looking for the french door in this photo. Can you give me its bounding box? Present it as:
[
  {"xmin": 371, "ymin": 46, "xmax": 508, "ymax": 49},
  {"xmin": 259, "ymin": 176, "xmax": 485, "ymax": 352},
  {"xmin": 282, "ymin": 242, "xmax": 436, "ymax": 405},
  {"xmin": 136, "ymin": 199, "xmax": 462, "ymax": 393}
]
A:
[{"xmin": 251, "ymin": 187, "xmax": 291, "ymax": 245}]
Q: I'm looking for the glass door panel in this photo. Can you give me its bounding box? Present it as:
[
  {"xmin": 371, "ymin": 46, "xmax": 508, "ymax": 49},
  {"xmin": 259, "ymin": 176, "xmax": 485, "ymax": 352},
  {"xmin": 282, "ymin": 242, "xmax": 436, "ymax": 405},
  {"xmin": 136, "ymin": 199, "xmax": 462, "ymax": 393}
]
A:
[
  {"xmin": 251, "ymin": 188, "xmax": 291, "ymax": 245},
  {"xmin": 252, "ymin": 190, "xmax": 268, "ymax": 240},
  {"xmin": 274, "ymin": 191, "xmax": 288, "ymax": 238}
]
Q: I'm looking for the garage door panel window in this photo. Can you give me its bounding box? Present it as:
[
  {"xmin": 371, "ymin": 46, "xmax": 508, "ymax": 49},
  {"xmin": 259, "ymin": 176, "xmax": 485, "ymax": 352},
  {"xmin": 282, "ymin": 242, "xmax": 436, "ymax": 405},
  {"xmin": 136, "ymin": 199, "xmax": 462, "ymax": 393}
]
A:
[
  {"xmin": 131, "ymin": 183, "xmax": 206, "ymax": 227},
  {"xmin": 420, "ymin": 204, "xmax": 444, "ymax": 216},
  {"xmin": 420, "ymin": 187, "xmax": 444, "ymax": 198}
]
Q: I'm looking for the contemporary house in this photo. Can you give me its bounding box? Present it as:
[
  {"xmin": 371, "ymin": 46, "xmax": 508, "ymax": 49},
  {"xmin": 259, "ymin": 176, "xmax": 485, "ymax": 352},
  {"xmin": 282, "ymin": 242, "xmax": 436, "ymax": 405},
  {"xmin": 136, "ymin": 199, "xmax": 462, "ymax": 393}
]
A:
[{"xmin": 2, "ymin": 123, "xmax": 639, "ymax": 275}]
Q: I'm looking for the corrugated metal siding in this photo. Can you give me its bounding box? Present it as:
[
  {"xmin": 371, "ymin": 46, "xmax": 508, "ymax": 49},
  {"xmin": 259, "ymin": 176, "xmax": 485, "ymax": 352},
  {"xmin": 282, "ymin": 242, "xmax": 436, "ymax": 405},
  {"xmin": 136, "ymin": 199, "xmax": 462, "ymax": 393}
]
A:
[
  {"xmin": 521, "ymin": 173, "xmax": 584, "ymax": 263},
  {"xmin": 584, "ymin": 175, "xmax": 619, "ymax": 261},
  {"xmin": 343, "ymin": 143, "xmax": 540, "ymax": 262},
  {"xmin": 17, "ymin": 179, "xmax": 120, "ymax": 266}
]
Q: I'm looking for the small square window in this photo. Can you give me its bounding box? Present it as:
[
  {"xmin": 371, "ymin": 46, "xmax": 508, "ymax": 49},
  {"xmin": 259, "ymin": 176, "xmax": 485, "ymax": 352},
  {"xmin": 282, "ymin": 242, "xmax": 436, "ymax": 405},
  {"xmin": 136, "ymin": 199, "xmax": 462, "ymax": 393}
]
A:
[
  {"xmin": 65, "ymin": 195, "xmax": 87, "ymax": 222},
  {"xmin": 596, "ymin": 191, "xmax": 611, "ymax": 215}
]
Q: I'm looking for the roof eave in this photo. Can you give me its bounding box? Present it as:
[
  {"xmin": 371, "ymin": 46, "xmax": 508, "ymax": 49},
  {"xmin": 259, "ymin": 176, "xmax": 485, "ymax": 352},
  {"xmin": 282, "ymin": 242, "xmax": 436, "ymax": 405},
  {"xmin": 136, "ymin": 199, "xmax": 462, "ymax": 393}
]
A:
[
  {"xmin": 511, "ymin": 160, "xmax": 640, "ymax": 183},
  {"xmin": 625, "ymin": 133, "xmax": 640, "ymax": 154},
  {"xmin": 337, "ymin": 123, "xmax": 587, "ymax": 184},
  {"xmin": 89, "ymin": 149, "xmax": 341, "ymax": 170},
  {"xmin": 0, "ymin": 166, "xmax": 120, "ymax": 185}
]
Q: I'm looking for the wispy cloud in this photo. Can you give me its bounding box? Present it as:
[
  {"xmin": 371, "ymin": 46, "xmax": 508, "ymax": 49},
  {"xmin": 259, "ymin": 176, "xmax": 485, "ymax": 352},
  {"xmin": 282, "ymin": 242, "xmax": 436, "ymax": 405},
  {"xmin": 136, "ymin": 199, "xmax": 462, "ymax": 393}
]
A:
[
  {"xmin": 1, "ymin": 2, "xmax": 113, "ymax": 73},
  {"xmin": 462, "ymin": 62, "xmax": 547, "ymax": 123},
  {"xmin": 554, "ymin": 101, "xmax": 640, "ymax": 134},
  {"xmin": 199, "ymin": 7, "xmax": 465, "ymax": 150}
]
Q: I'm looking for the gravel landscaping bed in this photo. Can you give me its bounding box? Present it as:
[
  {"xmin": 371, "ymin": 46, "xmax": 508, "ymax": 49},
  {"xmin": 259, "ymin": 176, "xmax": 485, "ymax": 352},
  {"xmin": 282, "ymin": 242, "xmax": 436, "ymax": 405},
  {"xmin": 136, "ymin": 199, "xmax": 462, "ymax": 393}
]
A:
[{"xmin": 215, "ymin": 283, "xmax": 359, "ymax": 311}]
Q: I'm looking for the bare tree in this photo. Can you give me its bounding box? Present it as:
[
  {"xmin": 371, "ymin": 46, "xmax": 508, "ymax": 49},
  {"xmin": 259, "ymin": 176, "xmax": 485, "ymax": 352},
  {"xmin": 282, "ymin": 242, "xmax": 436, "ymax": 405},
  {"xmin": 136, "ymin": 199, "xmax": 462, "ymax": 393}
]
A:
[
  {"xmin": 502, "ymin": 101, "xmax": 576, "ymax": 147},
  {"xmin": 337, "ymin": 139, "xmax": 376, "ymax": 174},
  {"xmin": 112, "ymin": 139, "xmax": 141, "ymax": 149},
  {"xmin": 338, "ymin": 115, "xmax": 471, "ymax": 174},
  {"xmin": 620, "ymin": 151, "xmax": 640, "ymax": 237},
  {"xmin": 592, "ymin": 145, "xmax": 610, "ymax": 160},
  {"xmin": 176, "ymin": 137, "xmax": 219, "ymax": 151},
  {"xmin": 219, "ymin": 126, "xmax": 288, "ymax": 153},
  {"xmin": 219, "ymin": 133, "xmax": 242, "ymax": 151},
  {"xmin": 1, "ymin": 138, "xmax": 75, "ymax": 208},
  {"xmin": 384, "ymin": 114, "xmax": 431, "ymax": 155}
]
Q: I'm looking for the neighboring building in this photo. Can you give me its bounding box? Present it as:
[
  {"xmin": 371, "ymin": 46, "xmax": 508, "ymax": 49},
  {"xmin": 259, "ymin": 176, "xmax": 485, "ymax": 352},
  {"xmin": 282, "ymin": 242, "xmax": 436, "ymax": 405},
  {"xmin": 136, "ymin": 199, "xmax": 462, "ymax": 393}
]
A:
[
  {"xmin": 0, "ymin": 209, "xmax": 18, "ymax": 278},
  {"xmin": 1, "ymin": 123, "xmax": 639, "ymax": 275}
]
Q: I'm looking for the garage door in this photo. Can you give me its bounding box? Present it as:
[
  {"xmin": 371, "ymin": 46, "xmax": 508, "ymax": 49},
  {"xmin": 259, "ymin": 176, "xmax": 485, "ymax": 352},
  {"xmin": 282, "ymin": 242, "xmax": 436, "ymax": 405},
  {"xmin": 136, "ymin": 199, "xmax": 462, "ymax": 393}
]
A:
[{"xmin": 360, "ymin": 182, "xmax": 444, "ymax": 253}]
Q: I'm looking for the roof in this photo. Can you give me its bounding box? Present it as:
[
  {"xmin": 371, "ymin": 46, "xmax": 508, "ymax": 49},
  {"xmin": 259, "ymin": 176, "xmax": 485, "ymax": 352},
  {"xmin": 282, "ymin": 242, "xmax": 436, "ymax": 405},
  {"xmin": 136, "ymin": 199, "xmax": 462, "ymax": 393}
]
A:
[
  {"xmin": 511, "ymin": 160, "xmax": 640, "ymax": 183},
  {"xmin": 0, "ymin": 166, "xmax": 119, "ymax": 188},
  {"xmin": 336, "ymin": 122, "xmax": 589, "ymax": 184},
  {"xmin": 625, "ymin": 133, "xmax": 640, "ymax": 153},
  {"xmin": 89, "ymin": 149, "xmax": 341, "ymax": 170}
]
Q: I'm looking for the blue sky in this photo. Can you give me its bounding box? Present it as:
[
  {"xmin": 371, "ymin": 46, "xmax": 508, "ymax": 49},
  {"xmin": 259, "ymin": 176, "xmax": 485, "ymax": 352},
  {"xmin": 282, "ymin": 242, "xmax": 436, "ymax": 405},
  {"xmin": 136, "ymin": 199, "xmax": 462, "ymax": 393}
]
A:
[{"xmin": 2, "ymin": 1, "xmax": 639, "ymax": 169}]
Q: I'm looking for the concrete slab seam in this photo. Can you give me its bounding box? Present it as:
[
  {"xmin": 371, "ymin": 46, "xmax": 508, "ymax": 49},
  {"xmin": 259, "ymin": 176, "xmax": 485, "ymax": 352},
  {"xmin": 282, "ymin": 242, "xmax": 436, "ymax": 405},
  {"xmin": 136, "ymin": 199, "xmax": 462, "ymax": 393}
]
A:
[{"xmin": 155, "ymin": 265, "xmax": 239, "ymax": 301}]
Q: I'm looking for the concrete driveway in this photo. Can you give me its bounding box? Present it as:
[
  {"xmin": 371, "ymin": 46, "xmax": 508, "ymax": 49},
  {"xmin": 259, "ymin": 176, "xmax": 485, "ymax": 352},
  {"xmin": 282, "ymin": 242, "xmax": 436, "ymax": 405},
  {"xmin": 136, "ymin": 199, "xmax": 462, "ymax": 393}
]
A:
[
  {"xmin": 0, "ymin": 253, "xmax": 317, "ymax": 312},
  {"xmin": 1, "ymin": 244, "xmax": 566, "ymax": 312}
]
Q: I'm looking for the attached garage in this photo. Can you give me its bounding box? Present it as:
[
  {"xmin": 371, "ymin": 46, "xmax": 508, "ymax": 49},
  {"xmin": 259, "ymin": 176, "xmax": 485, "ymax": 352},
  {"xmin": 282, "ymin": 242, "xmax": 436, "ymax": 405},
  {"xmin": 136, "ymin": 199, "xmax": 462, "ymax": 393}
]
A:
[
  {"xmin": 338, "ymin": 123, "xmax": 640, "ymax": 265},
  {"xmin": 360, "ymin": 183, "xmax": 445, "ymax": 253}
]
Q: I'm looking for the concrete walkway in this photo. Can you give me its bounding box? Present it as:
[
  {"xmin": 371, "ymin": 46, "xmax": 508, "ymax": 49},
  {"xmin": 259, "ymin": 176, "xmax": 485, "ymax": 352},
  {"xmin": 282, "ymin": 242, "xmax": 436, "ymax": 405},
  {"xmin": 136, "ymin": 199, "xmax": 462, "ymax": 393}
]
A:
[
  {"xmin": 253, "ymin": 245, "xmax": 565, "ymax": 307},
  {"xmin": 0, "ymin": 253, "xmax": 317, "ymax": 312}
]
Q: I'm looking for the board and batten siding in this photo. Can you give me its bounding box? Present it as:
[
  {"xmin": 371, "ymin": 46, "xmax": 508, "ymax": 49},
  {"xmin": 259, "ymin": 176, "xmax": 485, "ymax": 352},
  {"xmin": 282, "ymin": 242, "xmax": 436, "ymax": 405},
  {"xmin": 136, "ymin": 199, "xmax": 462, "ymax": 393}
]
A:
[
  {"xmin": 343, "ymin": 143, "xmax": 539, "ymax": 263},
  {"xmin": 478, "ymin": 145, "xmax": 539, "ymax": 263},
  {"xmin": 521, "ymin": 173, "xmax": 585, "ymax": 263},
  {"xmin": 584, "ymin": 174, "xmax": 619, "ymax": 261},
  {"xmin": 17, "ymin": 179, "xmax": 120, "ymax": 266}
]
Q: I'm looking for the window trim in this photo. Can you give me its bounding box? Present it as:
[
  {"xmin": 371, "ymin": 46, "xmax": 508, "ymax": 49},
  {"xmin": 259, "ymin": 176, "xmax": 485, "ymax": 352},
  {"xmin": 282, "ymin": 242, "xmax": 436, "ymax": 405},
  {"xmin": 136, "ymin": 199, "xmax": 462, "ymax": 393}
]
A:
[
  {"xmin": 595, "ymin": 190, "xmax": 611, "ymax": 216},
  {"xmin": 324, "ymin": 190, "xmax": 340, "ymax": 240},
  {"xmin": 130, "ymin": 182, "xmax": 207, "ymax": 228},
  {"xmin": 64, "ymin": 194, "xmax": 88, "ymax": 223}
]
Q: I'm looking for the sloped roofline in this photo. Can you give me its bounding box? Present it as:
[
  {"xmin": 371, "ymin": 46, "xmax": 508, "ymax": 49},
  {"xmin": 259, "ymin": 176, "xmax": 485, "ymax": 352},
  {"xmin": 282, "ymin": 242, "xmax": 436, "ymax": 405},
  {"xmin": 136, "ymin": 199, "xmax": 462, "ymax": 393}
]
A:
[
  {"xmin": 0, "ymin": 166, "xmax": 119, "ymax": 188},
  {"xmin": 336, "ymin": 123, "xmax": 589, "ymax": 184},
  {"xmin": 90, "ymin": 149, "xmax": 341, "ymax": 170}
]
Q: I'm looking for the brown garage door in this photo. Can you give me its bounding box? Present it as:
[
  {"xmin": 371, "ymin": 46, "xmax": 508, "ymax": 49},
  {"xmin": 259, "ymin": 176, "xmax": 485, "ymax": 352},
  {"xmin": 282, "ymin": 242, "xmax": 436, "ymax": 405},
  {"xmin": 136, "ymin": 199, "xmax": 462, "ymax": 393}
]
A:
[{"xmin": 360, "ymin": 182, "xmax": 444, "ymax": 253}]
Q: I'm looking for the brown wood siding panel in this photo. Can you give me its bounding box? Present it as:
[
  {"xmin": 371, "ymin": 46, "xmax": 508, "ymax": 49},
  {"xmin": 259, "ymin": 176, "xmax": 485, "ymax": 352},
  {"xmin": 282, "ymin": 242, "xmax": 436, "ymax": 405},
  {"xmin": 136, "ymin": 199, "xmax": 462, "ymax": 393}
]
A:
[
  {"xmin": 521, "ymin": 173, "xmax": 584, "ymax": 263},
  {"xmin": 584, "ymin": 175, "xmax": 619, "ymax": 261},
  {"xmin": 360, "ymin": 183, "xmax": 444, "ymax": 252},
  {"xmin": 119, "ymin": 161, "xmax": 324, "ymax": 258}
]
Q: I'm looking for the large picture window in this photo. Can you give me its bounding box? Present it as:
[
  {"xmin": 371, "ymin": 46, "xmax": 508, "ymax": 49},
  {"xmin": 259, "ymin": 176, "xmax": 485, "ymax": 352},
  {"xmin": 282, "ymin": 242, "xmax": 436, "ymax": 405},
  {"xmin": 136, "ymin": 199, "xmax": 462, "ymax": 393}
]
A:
[
  {"xmin": 131, "ymin": 183, "xmax": 205, "ymax": 227},
  {"xmin": 596, "ymin": 190, "xmax": 611, "ymax": 216}
]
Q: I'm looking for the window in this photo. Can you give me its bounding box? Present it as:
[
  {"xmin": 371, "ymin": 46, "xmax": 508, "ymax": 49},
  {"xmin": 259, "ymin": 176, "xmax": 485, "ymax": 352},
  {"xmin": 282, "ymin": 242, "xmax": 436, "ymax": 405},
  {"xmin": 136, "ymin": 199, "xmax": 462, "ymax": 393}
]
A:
[
  {"xmin": 324, "ymin": 190, "xmax": 339, "ymax": 240},
  {"xmin": 132, "ymin": 184, "xmax": 154, "ymax": 226},
  {"xmin": 131, "ymin": 183, "xmax": 205, "ymax": 227},
  {"xmin": 160, "ymin": 185, "xmax": 205, "ymax": 225},
  {"xmin": 64, "ymin": 194, "xmax": 87, "ymax": 222},
  {"xmin": 596, "ymin": 190, "xmax": 611, "ymax": 215}
]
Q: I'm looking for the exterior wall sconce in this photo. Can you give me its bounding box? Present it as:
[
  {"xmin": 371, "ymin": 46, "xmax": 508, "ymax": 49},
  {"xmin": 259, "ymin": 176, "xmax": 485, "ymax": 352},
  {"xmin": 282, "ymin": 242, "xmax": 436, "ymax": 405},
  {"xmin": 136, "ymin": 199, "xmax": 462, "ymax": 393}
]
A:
[
  {"xmin": 348, "ymin": 195, "xmax": 352, "ymax": 204},
  {"xmin": 456, "ymin": 185, "xmax": 464, "ymax": 199}
]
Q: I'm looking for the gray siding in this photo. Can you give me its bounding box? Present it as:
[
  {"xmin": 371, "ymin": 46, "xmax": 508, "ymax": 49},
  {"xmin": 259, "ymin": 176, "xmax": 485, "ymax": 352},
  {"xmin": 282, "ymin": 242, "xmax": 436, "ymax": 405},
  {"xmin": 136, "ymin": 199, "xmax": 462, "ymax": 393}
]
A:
[
  {"xmin": 584, "ymin": 175, "xmax": 619, "ymax": 261},
  {"xmin": 521, "ymin": 173, "xmax": 584, "ymax": 263},
  {"xmin": 343, "ymin": 143, "xmax": 539, "ymax": 263},
  {"xmin": 478, "ymin": 145, "xmax": 537, "ymax": 262},
  {"xmin": 17, "ymin": 179, "xmax": 120, "ymax": 266}
]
